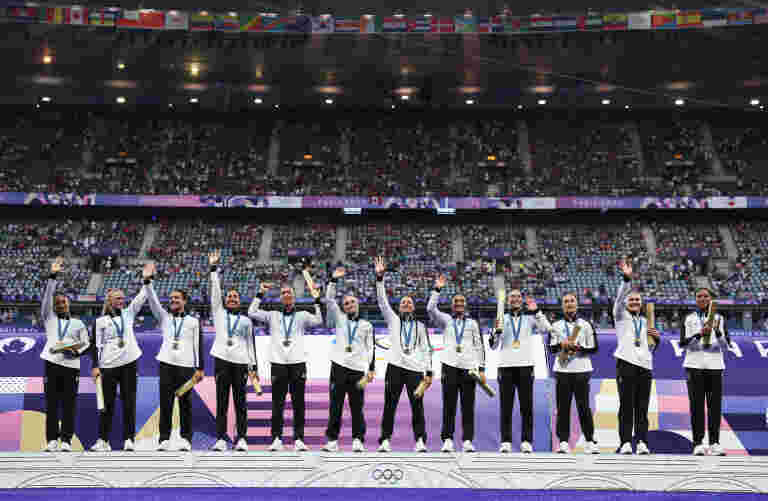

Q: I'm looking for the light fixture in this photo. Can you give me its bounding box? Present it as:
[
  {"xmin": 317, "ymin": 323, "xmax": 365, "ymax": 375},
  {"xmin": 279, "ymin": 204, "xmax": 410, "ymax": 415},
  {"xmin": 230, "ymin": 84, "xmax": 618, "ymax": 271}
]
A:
[
  {"xmin": 424, "ymin": 12, "xmax": 433, "ymax": 17},
  {"xmin": 625, "ymin": 105, "xmax": 631, "ymax": 109},
  {"xmin": 517, "ymin": 104, "xmax": 523, "ymax": 109},
  {"xmin": 274, "ymin": 104, "xmax": 279, "ymax": 109},
  {"xmin": 537, "ymin": 99, "xmax": 547, "ymax": 105},
  {"xmin": 674, "ymin": 98, "xmax": 684, "ymax": 106},
  {"xmin": 168, "ymin": 103, "xmax": 174, "ymax": 108},
  {"xmin": 189, "ymin": 97, "xmax": 199, "ymax": 103},
  {"xmin": 116, "ymin": 96, "xmax": 126, "ymax": 104},
  {"xmin": 42, "ymin": 55, "xmax": 53, "ymax": 64},
  {"xmin": 189, "ymin": 63, "xmax": 200, "ymax": 77},
  {"xmin": 750, "ymin": 98, "xmax": 760, "ymax": 106},
  {"xmin": 400, "ymin": 95, "xmax": 409, "ymax": 101},
  {"xmin": 466, "ymin": 99, "xmax": 475, "ymax": 105},
  {"xmin": 117, "ymin": 62, "xmax": 125, "ymax": 70},
  {"xmin": 391, "ymin": 104, "xmax": 396, "ymax": 109},
  {"xmin": 41, "ymin": 96, "xmax": 52, "ymax": 102},
  {"xmin": 602, "ymin": 99, "xmax": 611, "ymax": 105},
  {"xmin": 324, "ymin": 98, "xmax": 333, "ymax": 104},
  {"xmin": 254, "ymin": 97, "xmax": 263, "ymax": 104}
]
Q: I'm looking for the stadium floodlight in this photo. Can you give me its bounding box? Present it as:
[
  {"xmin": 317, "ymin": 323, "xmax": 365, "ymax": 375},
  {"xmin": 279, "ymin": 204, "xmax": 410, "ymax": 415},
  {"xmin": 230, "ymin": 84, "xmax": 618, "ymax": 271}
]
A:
[
  {"xmin": 189, "ymin": 63, "xmax": 200, "ymax": 77},
  {"xmin": 674, "ymin": 98, "xmax": 684, "ymax": 106},
  {"xmin": 625, "ymin": 104, "xmax": 631, "ymax": 109},
  {"xmin": 324, "ymin": 98, "xmax": 334, "ymax": 104},
  {"xmin": 41, "ymin": 96, "xmax": 52, "ymax": 102},
  {"xmin": 400, "ymin": 95, "xmax": 409, "ymax": 101},
  {"xmin": 344, "ymin": 208, "xmax": 362, "ymax": 215},
  {"xmin": 602, "ymin": 99, "xmax": 611, "ymax": 105},
  {"xmin": 254, "ymin": 97, "xmax": 263, "ymax": 104},
  {"xmin": 750, "ymin": 98, "xmax": 760, "ymax": 106},
  {"xmin": 117, "ymin": 62, "xmax": 125, "ymax": 70},
  {"xmin": 466, "ymin": 99, "xmax": 475, "ymax": 105},
  {"xmin": 189, "ymin": 97, "xmax": 199, "ymax": 103},
  {"xmin": 537, "ymin": 99, "xmax": 547, "ymax": 105},
  {"xmin": 517, "ymin": 104, "xmax": 523, "ymax": 109},
  {"xmin": 42, "ymin": 55, "xmax": 53, "ymax": 64},
  {"xmin": 116, "ymin": 96, "xmax": 126, "ymax": 104},
  {"xmin": 437, "ymin": 208, "xmax": 456, "ymax": 215}
]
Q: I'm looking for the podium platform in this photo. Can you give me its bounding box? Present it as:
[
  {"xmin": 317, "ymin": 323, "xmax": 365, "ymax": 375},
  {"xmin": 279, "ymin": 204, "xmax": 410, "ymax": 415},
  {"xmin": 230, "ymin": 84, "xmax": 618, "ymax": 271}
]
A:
[{"xmin": 1, "ymin": 451, "xmax": 767, "ymax": 493}]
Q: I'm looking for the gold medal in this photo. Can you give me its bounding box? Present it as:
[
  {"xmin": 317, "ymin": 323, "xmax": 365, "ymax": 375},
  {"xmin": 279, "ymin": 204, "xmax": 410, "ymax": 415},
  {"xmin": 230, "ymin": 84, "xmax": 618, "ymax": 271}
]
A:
[
  {"xmin": 511, "ymin": 340, "xmax": 521, "ymax": 349},
  {"xmin": 456, "ymin": 346, "xmax": 462, "ymax": 353}
]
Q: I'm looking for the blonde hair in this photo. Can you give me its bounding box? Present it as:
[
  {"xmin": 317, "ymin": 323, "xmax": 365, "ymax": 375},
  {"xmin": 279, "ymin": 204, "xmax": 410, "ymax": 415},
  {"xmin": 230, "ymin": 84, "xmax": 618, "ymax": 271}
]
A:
[{"xmin": 102, "ymin": 289, "xmax": 124, "ymax": 316}]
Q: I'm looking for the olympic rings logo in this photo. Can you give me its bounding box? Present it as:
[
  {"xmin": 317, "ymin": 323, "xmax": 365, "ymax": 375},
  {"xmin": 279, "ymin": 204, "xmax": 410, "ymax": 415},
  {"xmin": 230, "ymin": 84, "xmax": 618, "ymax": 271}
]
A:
[{"xmin": 371, "ymin": 465, "xmax": 404, "ymax": 485}]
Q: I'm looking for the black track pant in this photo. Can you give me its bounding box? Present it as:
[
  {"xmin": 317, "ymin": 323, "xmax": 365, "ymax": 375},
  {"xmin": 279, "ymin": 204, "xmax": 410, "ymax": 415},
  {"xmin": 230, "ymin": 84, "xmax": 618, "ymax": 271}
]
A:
[
  {"xmin": 441, "ymin": 363, "xmax": 477, "ymax": 442},
  {"xmin": 498, "ymin": 366, "xmax": 534, "ymax": 443},
  {"xmin": 616, "ymin": 358, "xmax": 652, "ymax": 445},
  {"xmin": 215, "ymin": 357, "xmax": 249, "ymax": 442},
  {"xmin": 380, "ymin": 364, "xmax": 426, "ymax": 443},
  {"xmin": 555, "ymin": 371, "xmax": 595, "ymax": 443},
  {"xmin": 159, "ymin": 362, "xmax": 195, "ymax": 442},
  {"xmin": 686, "ymin": 368, "xmax": 723, "ymax": 447},
  {"xmin": 99, "ymin": 361, "xmax": 137, "ymax": 442},
  {"xmin": 326, "ymin": 362, "xmax": 366, "ymax": 442},
  {"xmin": 44, "ymin": 361, "xmax": 79, "ymax": 444},
  {"xmin": 271, "ymin": 362, "xmax": 306, "ymax": 440}
]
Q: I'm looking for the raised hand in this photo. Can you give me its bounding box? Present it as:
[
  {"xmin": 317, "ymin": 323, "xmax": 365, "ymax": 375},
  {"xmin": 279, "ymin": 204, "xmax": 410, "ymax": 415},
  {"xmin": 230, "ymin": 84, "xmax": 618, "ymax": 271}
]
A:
[
  {"xmin": 525, "ymin": 296, "xmax": 537, "ymax": 311},
  {"xmin": 309, "ymin": 285, "xmax": 320, "ymax": 299},
  {"xmin": 142, "ymin": 262, "xmax": 156, "ymax": 279},
  {"xmin": 435, "ymin": 274, "xmax": 447, "ymax": 289},
  {"xmin": 619, "ymin": 259, "xmax": 633, "ymax": 279},
  {"xmin": 51, "ymin": 257, "xmax": 64, "ymax": 274},
  {"xmin": 259, "ymin": 282, "xmax": 273, "ymax": 294},
  {"xmin": 332, "ymin": 267, "xmax": 346, "ymax": 279},
  {"xmin": 374, "ymin": 256, "xmax": 386, "ymax": 276},
  {"xmin": 209, "ymin": 249, "xmax": 221, "ymax": 266},
  {"xmin": 647, "ymin": 327, "xmax": 660, "ymax": 341}
]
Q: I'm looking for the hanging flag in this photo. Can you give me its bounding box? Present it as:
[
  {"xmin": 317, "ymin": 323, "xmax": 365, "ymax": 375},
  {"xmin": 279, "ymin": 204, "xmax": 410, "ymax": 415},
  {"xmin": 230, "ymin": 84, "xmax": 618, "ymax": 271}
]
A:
[
  {"xmin": 602, "ymin": 13, "xmax": 628, "ymax": 30},
  {"xmin": 627, "ymin": 12, "xmax": 651, "ymax": 30},
  {"xmin": 382, "ymin": 17, "xmax": 408, "ymax": 33},
  {"xmin": 651, "ymin": 10, "xmax": 677, "ymax": 29},
  {"xmin": 727, "ymin": 9, "xmax": 753, "ymax": 25},
  {"xmin": 504, "ymin": 17, "xmax": 530, "ymax": 33},
  {"xmin": 334, "ymin": 17, "xmax": 361, "ymax": 32},
  {"xmin": 553, "ymin": 16, "xmax": 579, "ymax": 31},
  {"xmin": 312, "ymin": 15, "xmax": 334, "ymax": 33},
  {"xmin": 700, "ymin": 8, "xmax": 728, "ymax": 27},
  {"xmin": 68, "ymin": 6, "xmax": 86, "ymax": 25},
  {"xmin": 165, "ymin": 10, "xmax": 188, "ymax": 30},
  {"xmin": 89, "ymin": 7, "xmax": 120, "ymax": 27},
  {"xmin": 578, "ymin": 15, "xmax": 603, "ymax": 30},
  {"xmin": 362, "ymin": 15, "xmax": 378, "ymax": 33},
  {"xmin": 7, "ymin": 4, "xmax": 43, "ymax": 23},
  {"xmin": 455, "ymin": 15, "xmax": 477, "ymax": 33},
  {"xmin": 46, "ymin": 6, "xmax": 65, "ymax": 24},
  {"xmin": 432, "ymin": 17, "xmax": 454, "ymax": 33},
  {"xmin": 676, "ymin": 11, "xmax": 702, "ymax": 28},
  {"xmin": 189, "ymin": 12, "xmax": 213, "ymax": 31},
  {"xmin": 117, "ymin": 9, "xmax": 164, "ymax": 29},
  {"xmin": 408, "ymin": 15, "xmax": 431, "ymax": 32},
  {"xmin": 530, "ymin": 16, "xmax": 554, "ymax": 31},
  {"xmin": 754, "ymin": 9, "xmax": 768, "ymax": 24},
  {"xmin": 214, "ymin": 12, "xmax": 240, "ymax": 31}
]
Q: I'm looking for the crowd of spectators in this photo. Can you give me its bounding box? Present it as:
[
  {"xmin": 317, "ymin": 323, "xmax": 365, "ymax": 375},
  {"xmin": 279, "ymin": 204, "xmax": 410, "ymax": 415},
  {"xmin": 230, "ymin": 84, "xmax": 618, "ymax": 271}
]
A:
[
  {"xmin": 652, "ymin": 222, "xmax": 725, "ymax": 261},
  {"xmin": 271, "ymin": 224, "xmax": 336, "ymax": 262}
]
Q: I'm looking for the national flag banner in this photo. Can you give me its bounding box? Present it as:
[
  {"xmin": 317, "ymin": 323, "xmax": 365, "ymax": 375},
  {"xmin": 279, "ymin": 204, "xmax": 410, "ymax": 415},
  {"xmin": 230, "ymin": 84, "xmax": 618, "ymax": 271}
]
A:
[
  {"xmin": 553, "ymin": 16, "xmax": 579, "ymax": 31},
  {"xmin": 578, "ymin": 15, "xmax": 603, "ymax": 30},
  {"xmin": 627, "ymin": 12, "xmax": 651, "ymax": 30},
  {"xmin": 68, "ymin": 6, "xmax": 86, "ymax": 25},
  {"xmin": 676, "ymin": 11, "xmax": 702, "ymax": 28},
  {"xmin": 7, "ymin": 4, "xmax": 43, "ymax": 23},
  {"xmin": 602, "ymin": 13, "xmax": 628, "ymax": 30},
  {"xmin": 408, "ymin": 15, "xmax": 431, "ymax": 32},
  {"xmin": 164, "ymin": 10, "xmax": 188, "ymax": 30},
  {"xmin": 89, "ymin": 7, "xmax": 119, "ymax": 26},
  {"xmin": 117, "ymin": 9, "xmax": 164, "ymax": 29},
  {"xmin": 312, "ymin": 15, "xmax": 334, "ymax": 33},
  {"xmin": 477, "ymin": 17, "xmax": 491, "ymax": 33},
  {"xmin": 382, "ymin": 17, "xmax": 408, "ymax": 33},
  {"xmin": 238, "ymin": 14, "xmax": 261, "ymax": 32},
  {"xmin": 432, "ymin": 17, "xmax": 454, "ymax": 33},
  {"xmin": 700, "ymin": 8, "xmax": 728, "ymax": 27},
  {"xmin": 189, "ymin": 12, "xmax": 213, "ymax": 31},
  {"xmin": 214, "ymin": 12, "xmax": 240, "ymax": 31},
  {"xmin": 361, "ymin": 15, "xmax": 378, "ymax": 33},
  {"xmin": 46, "ymin": 6, "xmax": 66, "ymax": 24},
  {"xmin": 754, "ymin": 8, "xmax": 768, "ymax": 24},
  {"xmin": 652, "ymin": 10, "xmax": 678, "ymax": 29},
  {"xmin": 727, "ymin": 9, "xmax": 753, "ymax": 25},
  {"xmin": 334, "ymin": 17, "xmax": 361, "ymax": 33},
  {"xmin": 530, "ymin": 16, "xmax": 554, "ymax": 31},
  {"xmin": 503, "ymin": 17, "xmax": 530, "ymax": 33},
  {"xmin": 276, "ymin": 15, "xmax": 312, "ymax": 33},
  {"xmin": 455, "ymin": 15, "xmax": 477, "ymax": 33}
]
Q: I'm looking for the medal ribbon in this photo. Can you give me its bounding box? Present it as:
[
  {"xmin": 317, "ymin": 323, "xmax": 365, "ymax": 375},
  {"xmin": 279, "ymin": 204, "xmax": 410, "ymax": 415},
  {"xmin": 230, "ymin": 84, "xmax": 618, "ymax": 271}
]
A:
[
  {"xmin": 58, "ymin": 317, "xmax": 71, "ymax": 341},
  {"xmin": 227, "ymin": 313, "xmax": 241, "ymax": 343},
  {"xmin": 282, "ymin": 314, "xmax": 296, "ymax": 344},
  {"xmin": 110, "ymin": 314, "xmax": 125, "ymax": 345}
]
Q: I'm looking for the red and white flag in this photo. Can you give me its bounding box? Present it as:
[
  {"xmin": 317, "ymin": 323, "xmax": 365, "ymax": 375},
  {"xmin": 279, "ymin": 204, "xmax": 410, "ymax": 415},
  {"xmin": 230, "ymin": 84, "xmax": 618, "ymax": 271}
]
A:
[{"xmin": 69, "ymin": 6, "xmax": 86, "ymax": 25}]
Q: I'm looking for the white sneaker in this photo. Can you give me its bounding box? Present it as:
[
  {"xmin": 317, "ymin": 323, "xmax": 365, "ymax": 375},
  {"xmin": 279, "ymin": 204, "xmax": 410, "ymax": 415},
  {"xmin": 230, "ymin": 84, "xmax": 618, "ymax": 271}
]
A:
[
  {"xmin": 123, "ymin": 439, "xmax": 134, "ymax": 451},
  {"xmin": 463, "ymin": 440, "xmax": 476, "ymax": 453},
  {"xmin": 441, "ymin": 438, "xmax": 454, "ymax": 453},
  {"xmin": 636, "ymin": 441, "xmax": 650, "ymax": 455},
  {"xmin": 710, "ymin": 443, "xmax": 726, "ymax": 456},
  {"xmin": 558, "ymin": 441, "xmax": 570, "ymax": 454},
  {"xmin": 91, "ymin": 439, "xmax": 111, "ymax": 452},
  {"xmin": 60, "ymin": 441, "xmax": 71, "ymax": 452},
  {"xmin": 619, "ymin": 442, "xmax": 633, "ymax": 454},
  {"xmin": 157, "ymin": 440, "xmax": 171, "ymax": 451},
  {"xmin": 179, "ymin": 439, "xmax": 192, "ymax": 452},
  {"xmin": 294, "ymin": 439, "xmax": 309, "ymax": 452},
  {"xmin": 414, "ymin": 438, "xmax": 427, "ymax": 453},
  {"xmin": 499, "ymin": 442, "xmax": 512, "ymax": 453},
  {"xmin": 322, "ymin": 440, "xmax": 339, "ymax": 452},
  {"xmin": 212, "ymin": 439, "xmax": 228, "ymax": 452},
  {"xmin": 585, "ymin": 441, "xmax": 600, "ymax": 454},
  {"xmin": 520, "ymin": 441, "xmax": 533, "ymax": 453},
  {"xmin": 45, "ymin": 440, "xmax": 58, "ymax": 452},
  {"xmin": 693, "ymin": 444, "xmax": 708, "ymax": 456},
  {"xmin": 235, "ymin": 438, "xmax": 248, "ymax": 451},
  {"xmin": 352, "ymin": 439, "xmax": 366, "ymax": 452},
  {"xmin": 377, "ymin": 439, "xmax": 391, "ymax": 453},
  {"xmin": 269, "ymin": 437, "xmax": 284, "ymax": 452}
]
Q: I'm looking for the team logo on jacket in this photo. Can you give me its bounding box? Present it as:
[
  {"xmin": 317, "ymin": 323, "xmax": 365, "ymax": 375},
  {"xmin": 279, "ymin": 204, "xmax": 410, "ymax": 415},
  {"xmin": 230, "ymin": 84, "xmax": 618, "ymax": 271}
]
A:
[{"xmin": 0, "ymin": 337, "xmax": 36, "ymax": 354}]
